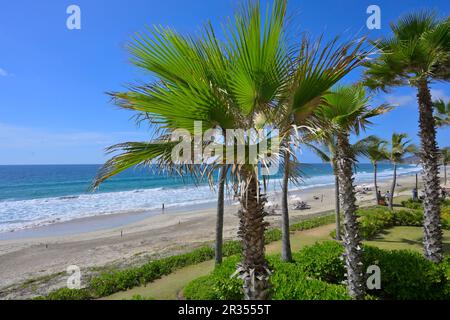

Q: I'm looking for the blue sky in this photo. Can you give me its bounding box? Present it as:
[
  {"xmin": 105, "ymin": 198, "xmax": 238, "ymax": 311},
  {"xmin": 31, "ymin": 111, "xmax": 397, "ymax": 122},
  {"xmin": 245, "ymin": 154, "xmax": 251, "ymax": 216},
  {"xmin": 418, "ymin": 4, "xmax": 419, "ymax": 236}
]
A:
[{"xmin": 0, "ymin": 0, "xmax": 448, "ymax": 165}]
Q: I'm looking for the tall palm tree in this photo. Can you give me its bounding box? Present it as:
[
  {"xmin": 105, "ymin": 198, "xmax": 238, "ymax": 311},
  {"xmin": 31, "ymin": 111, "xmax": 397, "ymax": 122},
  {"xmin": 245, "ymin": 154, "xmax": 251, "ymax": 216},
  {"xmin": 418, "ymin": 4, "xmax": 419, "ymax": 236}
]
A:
[
  {"xmin": 386, "ymin": 133, "xmax": 417, "ymax": 210},
  {"xmin": 307, "ymin": 135, "xmax": 375, "ymax": 240},
  {"xmin": 91, "ymin": 0, "xmax": 368, "ymax": 300},
  {"xmin": 313, "ymin": 85, "xmax": 390, "ymax": 299},
  {"xmin": 441, "ymin": 148, "xmax": 449, "ymax": 185},
  {"xmin": 366, "ymin": 136, "xmax": 389, "ymax": 204},
  {"xmin": 363, "ymin": 11, "xmax": 449, "ymax": 263},
  {"xmin": 433, "ymin": 99, "xmax": 450, "ymax": 127},
  {"xmin": 215, "ymin": 166, "xmax": 227, "ymax": 265}
]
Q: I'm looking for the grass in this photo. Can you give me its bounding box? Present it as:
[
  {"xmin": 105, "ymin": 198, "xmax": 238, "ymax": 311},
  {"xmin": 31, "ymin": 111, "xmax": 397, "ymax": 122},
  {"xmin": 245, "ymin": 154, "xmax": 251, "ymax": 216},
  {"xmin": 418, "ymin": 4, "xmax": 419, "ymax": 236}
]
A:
[
  {"xmin": 366, "ymin": 226, "xmax": 450, "ymax": 253},
  {"xmin": 102, "ymin": 260, "xmax": 215, "ymax": 300},
  {"xmin": 107, "ymin": 222, "xmax": 450, "ymax": 300}
]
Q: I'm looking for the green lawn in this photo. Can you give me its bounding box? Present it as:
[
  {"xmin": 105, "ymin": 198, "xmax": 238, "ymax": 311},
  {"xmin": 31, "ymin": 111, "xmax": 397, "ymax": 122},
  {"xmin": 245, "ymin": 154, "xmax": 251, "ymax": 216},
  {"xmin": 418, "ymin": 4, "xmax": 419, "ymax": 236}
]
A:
[
  {"xmin": 366, "ymin": 226, "xmax": 450, "ymax": 253},
  {"xmin": 104, "ymin": 222, "xmax": 450, "ymax": 300}
]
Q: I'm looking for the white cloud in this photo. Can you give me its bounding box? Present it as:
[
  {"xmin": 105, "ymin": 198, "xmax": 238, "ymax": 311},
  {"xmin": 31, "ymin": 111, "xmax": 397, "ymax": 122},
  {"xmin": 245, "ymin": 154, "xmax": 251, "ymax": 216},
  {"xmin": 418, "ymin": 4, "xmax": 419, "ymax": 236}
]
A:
[
  {"xmin": 0, "ymin": 123, "xmax": 148, "ymax": 149},
  {"xmin": 385, "ymin": 94, "xmax": 415, "ymax": 107},
  {"xmin": 0, "ymin": 68, "xmax": 8, "ymax": 77},
  {"xmin": 430, "ymin": 89, "xmax": 449, "ymax": 102}
]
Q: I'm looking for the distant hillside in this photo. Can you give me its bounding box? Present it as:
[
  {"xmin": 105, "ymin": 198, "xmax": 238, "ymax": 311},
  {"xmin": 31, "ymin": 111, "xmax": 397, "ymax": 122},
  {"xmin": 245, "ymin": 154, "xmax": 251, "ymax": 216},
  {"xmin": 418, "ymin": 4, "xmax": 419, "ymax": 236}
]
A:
[{"xmin": 402, "ymin": 154, "xmax": 421, "ymax": 164}]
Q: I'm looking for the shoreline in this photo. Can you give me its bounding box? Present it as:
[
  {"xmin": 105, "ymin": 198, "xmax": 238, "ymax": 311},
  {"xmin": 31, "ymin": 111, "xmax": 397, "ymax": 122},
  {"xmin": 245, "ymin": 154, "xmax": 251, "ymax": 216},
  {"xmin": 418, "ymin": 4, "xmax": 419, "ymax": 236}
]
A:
[
  {"xmin": 0, "ymin": 167, "xmax": 422, "ymax": 240},
  {"xmin": 0, "ymin": 174, "xmax": 423, "ymax": 299}
]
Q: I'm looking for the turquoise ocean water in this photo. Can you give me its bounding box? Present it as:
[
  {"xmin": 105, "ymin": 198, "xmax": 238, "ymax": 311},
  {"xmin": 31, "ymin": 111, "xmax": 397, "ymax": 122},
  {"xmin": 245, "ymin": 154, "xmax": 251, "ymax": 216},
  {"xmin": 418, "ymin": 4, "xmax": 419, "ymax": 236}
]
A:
[{"xmin": 0, "ymin": 163, "xmax": 420, "ymax": 233}]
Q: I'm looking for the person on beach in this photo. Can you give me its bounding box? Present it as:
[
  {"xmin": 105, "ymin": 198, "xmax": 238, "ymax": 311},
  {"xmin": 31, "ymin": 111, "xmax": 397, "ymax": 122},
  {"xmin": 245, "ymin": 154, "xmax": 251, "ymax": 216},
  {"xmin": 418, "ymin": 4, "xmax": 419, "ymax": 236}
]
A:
[
  {"xmin": 384, "ymin": 191, "xmax": 391, "ymax": 203},
  {"xmin": 412, "ymin": 188, "xmax": 418, "ymax": 201}
]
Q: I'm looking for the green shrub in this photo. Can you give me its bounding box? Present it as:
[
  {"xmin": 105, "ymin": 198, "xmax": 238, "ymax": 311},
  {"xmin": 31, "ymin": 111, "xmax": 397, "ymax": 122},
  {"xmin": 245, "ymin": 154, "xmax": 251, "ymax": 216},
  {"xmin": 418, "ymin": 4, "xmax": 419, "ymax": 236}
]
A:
[
  {"xmin": 184, "ymin": 253, "xmax": 350, "ymax": 300},
  {"xmin": 393, "ymin": 209, "xmax": 423, "ymax": 226},
  {"xmin": 222, "ymin": 240, "xmax": 242, "ymax": 256},
  {"xmin": 184, "ymin": 275, "xmax": 220, "ymax": 300},
  {"xmin": 290, "ymin": 214, "xmax": 336, "ymax": 232},
  {"xmin": 401, "ymin": 198, "xmax": 423, "ymax": 210},
  {"xmin": 43, "ymin": 288, "xmax": 92, "ymax": 300},
  {"xmin": 90, "ymin": 246, "xmax": 215, "ymax": 297},
  {"xmin": 271, "ymin": 271, "xmax": 350, "ymax": 300},
  {"xmin": 363, "ymin": 246, "xmax": 449, "ymax": 300},
  {"xmin": 277, "ymin": 241, "xmax": 449, "ymax": 300},
  {"xmin": 358, "ymin": 208, "xmax": 394, "ymax": 239},
  {"xmin": 293, "ymin": 241, "xmax": 345, "ymax": 283},
  {"xmin": 264, "ymin": 228, "xmax": 282, "ymax": 244}
]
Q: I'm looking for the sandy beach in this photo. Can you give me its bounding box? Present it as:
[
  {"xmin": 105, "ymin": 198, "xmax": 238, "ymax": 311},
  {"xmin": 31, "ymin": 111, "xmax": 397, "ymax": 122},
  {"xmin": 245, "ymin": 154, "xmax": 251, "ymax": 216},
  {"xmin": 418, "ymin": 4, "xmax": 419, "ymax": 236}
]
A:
[{"xmin": 0, "ymin": 174, "xmax": 421, "ymax": 299}]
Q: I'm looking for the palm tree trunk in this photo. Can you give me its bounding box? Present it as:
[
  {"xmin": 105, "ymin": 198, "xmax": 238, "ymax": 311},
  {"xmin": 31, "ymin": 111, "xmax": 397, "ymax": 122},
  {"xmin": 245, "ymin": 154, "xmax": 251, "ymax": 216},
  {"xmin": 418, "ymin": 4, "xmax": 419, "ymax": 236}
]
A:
[
  {"xmin": 215, "ymin": 167, "xmax": 227, "ymax": 265},
  {"xmin": 373, "ymin": 162, "xmax": 379, "ymax": 205},
  {"xmin": 388, "ymin": 163, "xmax": 397, "ymax": 210},
  {"xmin": 336, "ymin": 132, "xmax": 365, "ymax": 300},
  {"xmin": 237, "ymin": 170, "xmax": 270, "ymax": 300},
  {"xmin": 445, "ymin": 161, "xmax": 447, "ymax": 185},
  {"xmin": 281, "ymin": 150, "xmax": 292, "ymax": 262},
  {"xmin": 332, "ymin": 161, "xmax": 341, "ymax": 241},
  {"xmin": 417, "ymin": 80, "xmax": 443, "ymax": 263}
]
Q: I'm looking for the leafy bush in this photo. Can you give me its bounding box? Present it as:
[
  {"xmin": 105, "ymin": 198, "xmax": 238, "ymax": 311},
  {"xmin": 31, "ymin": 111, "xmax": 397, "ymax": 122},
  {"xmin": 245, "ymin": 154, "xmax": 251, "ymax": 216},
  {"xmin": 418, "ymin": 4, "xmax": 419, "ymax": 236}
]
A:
[
  {"xmin": 393, "ymin": 209, "xmax": 423, "ymax": 226},
  {"xmin": 293, "ymin": 241, "xmax": 345, "ymax": 283},
  {"xmin": 40, "ymin": 288, "xmax": 92, "ymax": 300},
  {"xmin": 183, "ymin": 253, "xmax": 350, "ymax": 300},
  {"xmin": 358, "ymin": 209, "xmax": 394, "ymax": 239},
  {"xmin": 264, "ymin": 228, "xmax": 282, "ymax": 244},
  {"xmin": 401, "ymin": 198, "xmax": 423, "ymax": 210},
  {"xmin": 290, "ymin": 214, "xmax": 336, "ymax": 232},
  {"xmin": 291, "ymin": 242, "xmax": 450, "ymax": 300},
  {"xmin": 271, "ymin": 269, "xmax": 350, "ymax": 300},
  {"xmin": 184, "ymin": 275, "xmax": 221, "ymax": 300},
  {"xmin": 89, "ymin": 246, "xmax": 215, "ymax": 297},
  {"xmin": 221, "ymin": 240, "xmax": 242, "ymax": 257},
  {"xmin": 363, "ymin": 246, "xmax": 449, "ymax": 300}
]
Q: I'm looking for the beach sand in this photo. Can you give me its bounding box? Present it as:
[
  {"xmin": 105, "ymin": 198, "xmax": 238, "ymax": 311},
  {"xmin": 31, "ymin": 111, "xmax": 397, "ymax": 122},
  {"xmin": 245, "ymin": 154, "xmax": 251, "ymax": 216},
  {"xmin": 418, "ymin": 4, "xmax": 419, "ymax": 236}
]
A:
[{"xmin": 0, "ymin": 174, "xmax": 421, "ymax": 299}]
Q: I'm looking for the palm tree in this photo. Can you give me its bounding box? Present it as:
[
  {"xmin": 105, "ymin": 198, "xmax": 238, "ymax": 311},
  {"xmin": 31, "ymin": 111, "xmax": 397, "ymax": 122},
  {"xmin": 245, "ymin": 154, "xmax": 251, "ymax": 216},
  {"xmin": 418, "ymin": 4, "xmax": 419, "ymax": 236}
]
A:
[
  {"xmin": 363, "ymin": 11, "xmax": 449, "ymax": 263},
  {"xmin": 433, "ymin": 99, "xmax": 450, "ymax": 127},
  {"xmin": 386, "ymin": 133, "xmax": 417, "ymax": 210},
  {"xmin": 313, "ymin": 85, "xmax": 390, "ymax": 299},
  {"xmin": 280, "ymin": 149, "xmax": 293, "ymax": 261},
  {"xmin": 366, "ymin": 137, "xmax": 389, "ymax": 204},
  {"xmin": 441, "ymin": 148, "xmax": 449, "ymax": 185},
  {"xmin": 307, "ymin": 136, "xmax": 376, "ymax": 240},
  {"xmin": 215, "ymin": 166, "xmax": 227, "ymax": 265},
  {"xmin": 91, "ymin": 0, "xmax": 368, "ymax": 300}
]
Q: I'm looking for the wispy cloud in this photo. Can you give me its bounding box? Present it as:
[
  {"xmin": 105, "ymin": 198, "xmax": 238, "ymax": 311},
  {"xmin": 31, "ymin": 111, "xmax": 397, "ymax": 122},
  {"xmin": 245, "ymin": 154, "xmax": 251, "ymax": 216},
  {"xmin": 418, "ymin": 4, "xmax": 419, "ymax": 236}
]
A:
[
  {"xmin": 0, "ymin": 123, "xmax": 152, "ymax": 164},
  {"xmin": 385, "ymin": 94, "xmax": 415, "ymax": 107},
  {"xmin": 430, "ymin": 89, "xmax": 449, "ymax": 102},
  {"xmin": 0, "ymin": 68, "xmax": 8, "ymax": 77},
  {"xmin": 0, "ymin": 123, "xmax": 148, "ymax": 149}
]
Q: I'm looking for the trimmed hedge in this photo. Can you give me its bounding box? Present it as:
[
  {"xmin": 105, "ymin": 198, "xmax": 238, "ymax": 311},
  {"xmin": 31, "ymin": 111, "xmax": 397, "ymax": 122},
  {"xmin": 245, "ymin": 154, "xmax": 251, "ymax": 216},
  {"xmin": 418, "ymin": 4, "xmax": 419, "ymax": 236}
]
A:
[
  {"xmin": 185, "ymin": 242, "xmax": 450, "ymax": 300},
  {"xmin": 335, "ymin": 204, "xmax": 450, "ymax": 241},
  {"xmin": 89, "ymin": 246, "xmax": 215, "ymax": 297},
  {"xmin": 184, "ymin": 254, "xmax": 350, "ymax": 300},
  {"xmin": 292, "ymin": 242, "xmax": 450, "ymax": 300},
  {"xmin": 38, "ymin": 213, "xmax": 336, "ymax": 300}
]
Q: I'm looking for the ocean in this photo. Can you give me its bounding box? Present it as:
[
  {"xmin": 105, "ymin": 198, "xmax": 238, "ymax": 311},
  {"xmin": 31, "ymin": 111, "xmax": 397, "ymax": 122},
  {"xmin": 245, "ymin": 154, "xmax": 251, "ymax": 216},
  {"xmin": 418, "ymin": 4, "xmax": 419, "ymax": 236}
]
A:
[{"xmin": 0, "ymin": 163, "xmax": 421, "ymax": 233}]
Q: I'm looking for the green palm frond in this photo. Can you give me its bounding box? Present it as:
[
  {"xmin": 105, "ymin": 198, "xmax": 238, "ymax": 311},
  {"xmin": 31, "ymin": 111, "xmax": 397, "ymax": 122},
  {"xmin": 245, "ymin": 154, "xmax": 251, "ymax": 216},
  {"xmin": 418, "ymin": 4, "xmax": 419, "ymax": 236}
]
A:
[
  {"xmin": 93, "ymin": 0, "xmax": 371, "ymax": 190},
  {"xmin": 433, "ymin": 99, "xmax": 450, "ymax": 127},
  {"xmin": 388, "ymin": 133, "xmax": 416, "ymax": 163},
  {"xmin": 364, "ymin": 11, "xmax": 450, "ymax": 89},
  {"xmin": 314, "ymin": 84, "xmax": 392, "ymax": 135},
  {"xmin": 289, "ymin": 36, "xmax": 369, "ymax": 123},
  {"xmin": 92, "ymin": 141, "xmax": 180, "ymax": 189}
]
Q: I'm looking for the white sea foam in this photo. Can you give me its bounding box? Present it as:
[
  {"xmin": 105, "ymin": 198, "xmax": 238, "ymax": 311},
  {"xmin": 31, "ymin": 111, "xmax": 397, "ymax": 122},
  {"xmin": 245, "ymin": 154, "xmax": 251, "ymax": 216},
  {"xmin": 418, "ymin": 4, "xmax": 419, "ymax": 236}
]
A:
[{"xmin": 0, "ymin": 165, "xmax": 421, "ymax": 233}]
